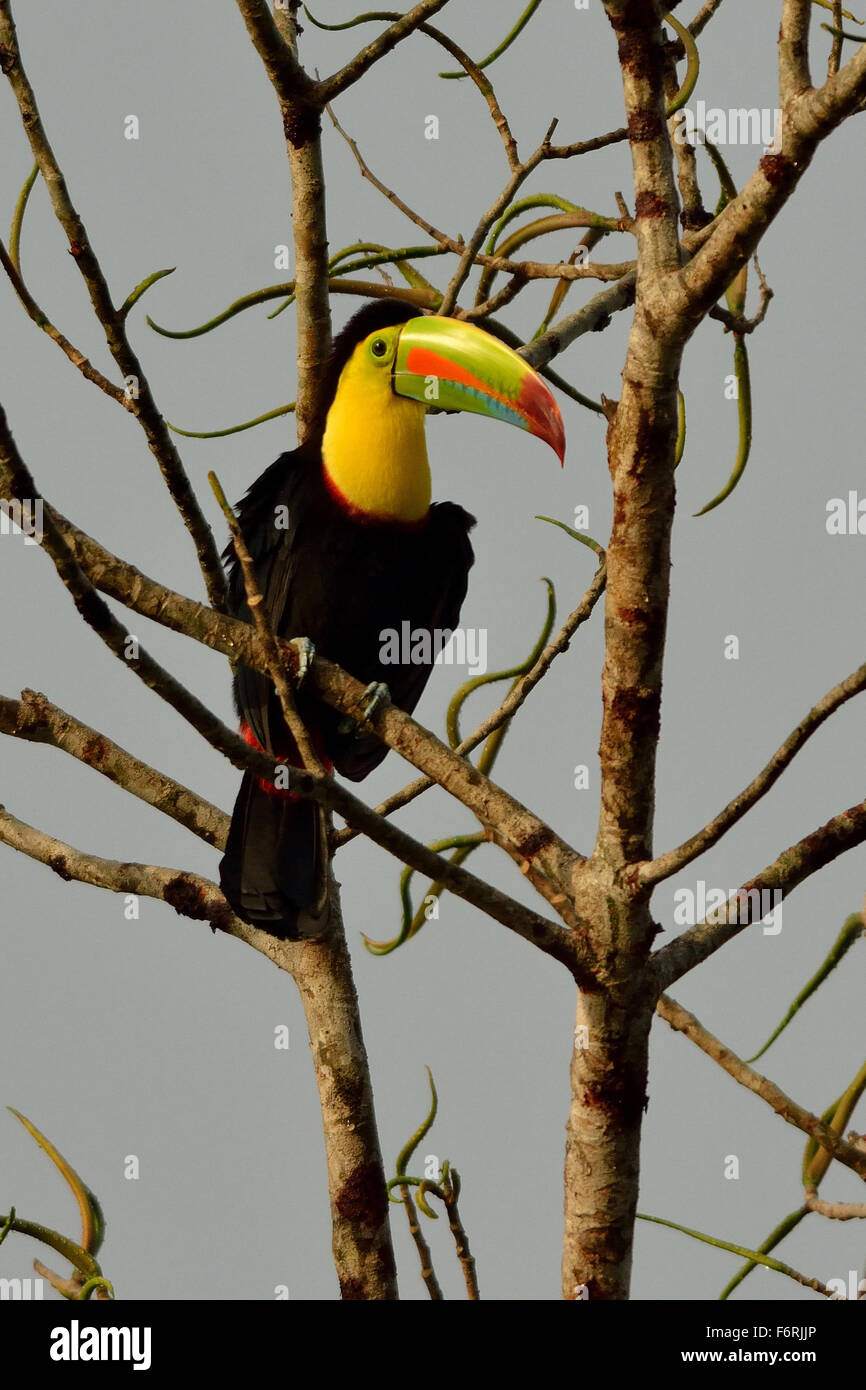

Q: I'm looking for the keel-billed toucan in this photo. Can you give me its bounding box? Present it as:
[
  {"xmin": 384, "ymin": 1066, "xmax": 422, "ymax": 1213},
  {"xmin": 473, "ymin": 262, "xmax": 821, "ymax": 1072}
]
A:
[{"xmin": 219, "ymin": 298, "xmax": 565, "ymax": 937}]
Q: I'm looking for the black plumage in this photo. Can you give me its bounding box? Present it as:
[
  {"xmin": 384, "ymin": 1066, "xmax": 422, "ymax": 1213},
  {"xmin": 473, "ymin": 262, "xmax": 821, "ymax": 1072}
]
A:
[{"xmin": 219, "ymin": 300, "xmax": 475, "ymax": 938}]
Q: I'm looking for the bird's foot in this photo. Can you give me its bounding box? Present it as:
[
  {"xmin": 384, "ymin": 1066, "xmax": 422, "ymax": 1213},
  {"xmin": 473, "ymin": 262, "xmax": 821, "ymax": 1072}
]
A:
[
  {"xmin": 337, "ymin": 681, "xmax": 390, "ymax": 736},
  {"xmin": 289, "ymin": 637, "xmax": 315, "ymax": 685},
  {"xmin": 361, "ymin": 681, "xmax": 390, "ymax": 721}
]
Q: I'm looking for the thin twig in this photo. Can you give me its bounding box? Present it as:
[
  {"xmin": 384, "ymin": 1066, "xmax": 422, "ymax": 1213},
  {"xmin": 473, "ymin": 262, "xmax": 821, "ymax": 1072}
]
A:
[
  {"xmin": 709, "ymin": 256, "xmax": 774, "ymax": 333},
  {"xmin": 329, "ymin": 106, "xmax": 633, "ymax": 308},
  {"xmin": 407, "ymin": 16, "xmax": 520, "ymax": 169},
  {"xmin": 439, "ymin": 119, "xmax": 560, "ymax": 315},
  {"xmin": 314, "ymin": 0, "xmax": 454, "ymax": 104},
  {"xmin": 398, "ymin": 1183, "xmax": 443, "ymax": 1299},
  {"xmin": 327, "ymin": 102, "xmax": 462, "ymax": 252},
  {"xmin": 804, "ymin": 1190, "xmax": 866, "ymax": 1219},
  {"xmin": 210, "ymin": 472, "xmax": 324, "ymax": 775},
  {"xmin": 828, "ymin": 1, "xmax": 844, "ymax": 75},
  {"xmin": 0, "ymin": 240, "xmax": 128, "ymax": 405}
]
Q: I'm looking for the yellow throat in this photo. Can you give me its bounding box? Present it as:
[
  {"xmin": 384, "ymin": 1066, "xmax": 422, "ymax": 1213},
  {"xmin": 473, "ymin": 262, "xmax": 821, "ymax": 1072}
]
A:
[{"xmin": 321, "ymin": 341, "xmax": 432, "ymax": 523}]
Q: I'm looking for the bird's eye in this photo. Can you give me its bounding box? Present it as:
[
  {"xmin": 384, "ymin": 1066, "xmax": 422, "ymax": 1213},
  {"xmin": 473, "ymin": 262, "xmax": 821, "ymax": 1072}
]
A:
[{"xmin": 370, "ymin": 338, "xmax": 388, "ymax": 358}]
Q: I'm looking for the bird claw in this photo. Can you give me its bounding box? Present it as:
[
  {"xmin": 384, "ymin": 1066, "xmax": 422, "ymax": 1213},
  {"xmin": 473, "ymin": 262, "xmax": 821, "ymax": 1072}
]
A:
[
  {"xmin": 337, "ymin": 681, "xmax": 390, "ymax": 736},
  {"xmin": 290, "ymin": 637, "xmax": 315, "ymax": 684},
  {"xmin": 361, "ymin": 681, "xmax": 390, "ymax": 721}
]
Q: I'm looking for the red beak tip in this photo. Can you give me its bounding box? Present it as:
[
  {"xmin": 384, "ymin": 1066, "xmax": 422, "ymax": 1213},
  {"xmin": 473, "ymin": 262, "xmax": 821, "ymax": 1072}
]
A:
[{"xmin": 551, "ymin": 420, "xmax": 566, "ymax": 466}]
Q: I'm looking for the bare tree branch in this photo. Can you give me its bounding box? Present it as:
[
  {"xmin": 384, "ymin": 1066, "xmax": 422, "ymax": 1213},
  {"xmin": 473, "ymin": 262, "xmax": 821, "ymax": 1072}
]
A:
[
  {"xmin": 806, "ymin": 1184, "xmax": 866, "ymax": 1217},
  {"xmin": 234, "ymin": 0, "xmax": 311, "ymax": 96},
  {"xmin": 0, "ymin": 734, "xmax": 578, "ymax": 969},
  {"xmin": 606, "ymin": 1, "xmax": 683, "ymax": 282},
  {"xmin": 234, "ymin": 2, "xmax": 332, "ymax": 435},
  {"xmin": 558, "ymin": 1, "xmax": 690, "ymax": 1300},
  {"xmin": 314, "ymin": 0, "xmax": 454, "ymax": 104},
  {"xmin": 289, "ymin": 769, "xmax": 583, "ymax": 971},
  {"xmin": 1, "ymin": 424, "xmax": 584, "ymax": 936},
  {"xmin": 384, "ymin": 13, "xmax": 521, "ymax": 169},
  {"xmin": 639, "ymin": 657, "xmax": 866, "ymax": 887},
  {"xmin": 708, "ymin": 255, "xmax": 774, "ymax": 332},
  {"xmin": 780, "ymin": 0, "xmax": 814, "ymax": 103},
  {"xmin": 39, "ymin": 507, "xmax": 584, "ymax": 893},
  {"xmin": 652, "ymin": 800, "xmax": 866, "ymax": 989},
  {"xmin": 804, "ymin": 1191, "xmax": 866, "ymax": 1219},
  {"xmin": 0, "ymin": 403, "xmax": 269, "ymax": 782},
  {"xmin": 0, "ymin": 240, "xmax": 129, "ymax": 406},
  {"xmin": 675, "ymin": 19, "xmax": 866, "ymax": 324},
  {"xmin": 0, "ymin": 690, "xmax": 227, "ymax": 848},
  {"xmin": 656, "ymin": 993, "xmax": 866, "ymax": 1179},
  {"xmin": 688, "ymin": 0, "xmax": 728, "ymax": 39},
  {"xmin": 523, "ymin": 271, "xmax": 637, "ymax": 370},
  {"xmin": 0, "ymin": 807, "xmax": 238, "ymax": 933}
]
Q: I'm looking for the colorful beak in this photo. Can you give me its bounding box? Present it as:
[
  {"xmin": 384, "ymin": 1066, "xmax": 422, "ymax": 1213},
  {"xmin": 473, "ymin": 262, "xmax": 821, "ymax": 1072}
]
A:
[{"xmin": 392, "ymin": 316, "xmax": 565, "ymax": 464}]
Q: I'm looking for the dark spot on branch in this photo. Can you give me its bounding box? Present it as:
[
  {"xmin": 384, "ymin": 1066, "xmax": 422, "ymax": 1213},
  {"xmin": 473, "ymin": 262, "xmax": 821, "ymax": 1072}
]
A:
[
  {"xmin": 759, "ymin": 153, "xmax": 793, "ymax": 187},
  {"xmin": 339, "ymin": 1276, "xmax": 365, "ymax": 1301},
  {"xmin": 583, "ymin": 1071, "xmax": 648, "ymax": 1129},
  {"xmin": 613, "ymin": 21, "xmax": 648, "ymax": 66},
  {"xmin": 282, "ymin": 102, "xmax": 322, "ymax": 149},
  {"xmin": 632, "ymin": 406, "xmax": 677, "ymax": 471},
  {"xmin": 681, "ymin": 208, "xmax": 714, "ymax": 231},
  {"xmin": 609, "ymin": 687, "xmax": 660, "ymax": 745},
  {"xmin": 335, "ymin": 1161, "xmax": 386, "ymax": 1226},
  {"xmin": 48, "ymin": 855, "xmax": 73, "ymax": 882},
  {"xmin": 0, "ymin": 45, "xmax": 16, "ymax": 76},
  {"xmin": 615, "ymin": 604, "xmax": 666, "ymax": 651},
  {"xmin": 628, "ymin": 113, "xmax": 664, "ymax": 145},
  {"xmin": 164, "ymin": 874, "xmax": 210, "ymax": 920},
  {"xmin": 82, "ymin": 734, "xmax": 107, "ymax": 765},
  {"xmin": 76, "ymin": 589, "xmax": 108, "ymax": 631},
  {"xmin": 788, "ymin": 38, "xmax": 809, "ymax": 72},
  {"xmin": 517, "ymin": 825, "xmax": 555, "ymax": 860},
  {"xmin": 635, "ymin": 190, "xmax": 667, "ymax": 219}
]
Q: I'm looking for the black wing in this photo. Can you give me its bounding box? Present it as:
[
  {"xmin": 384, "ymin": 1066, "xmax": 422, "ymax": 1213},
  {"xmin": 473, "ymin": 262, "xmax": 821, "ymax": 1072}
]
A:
[
  {"xmin": 227, "ymin": 452, "xmax": 475, "ymax": 779},
  {"xmin": 227, "ymin": 447, "xmax": 316, "ymax": 757},
  {"xmin": 328, "ymin": 499, "xmax": 475, "ymax": 780}
]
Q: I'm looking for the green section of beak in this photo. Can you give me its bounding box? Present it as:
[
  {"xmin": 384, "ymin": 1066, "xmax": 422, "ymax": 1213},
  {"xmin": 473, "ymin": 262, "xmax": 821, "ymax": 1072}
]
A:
[{"xmin": 393, "ymin": 316, "xmax": 565, "ymax": 462}]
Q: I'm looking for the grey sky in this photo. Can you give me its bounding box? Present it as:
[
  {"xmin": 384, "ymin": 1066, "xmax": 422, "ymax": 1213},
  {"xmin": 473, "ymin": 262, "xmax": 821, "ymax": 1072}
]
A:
[{"xmin": 1, "ymin": 1, "xmax": 864, "ymax": 1301}]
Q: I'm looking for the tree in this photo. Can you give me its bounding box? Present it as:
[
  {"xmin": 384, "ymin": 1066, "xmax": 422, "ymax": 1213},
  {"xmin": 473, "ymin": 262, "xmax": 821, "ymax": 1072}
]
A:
[{"xmin": 1, "ymin": 0, "xmax": 864, "ymax": 1304}]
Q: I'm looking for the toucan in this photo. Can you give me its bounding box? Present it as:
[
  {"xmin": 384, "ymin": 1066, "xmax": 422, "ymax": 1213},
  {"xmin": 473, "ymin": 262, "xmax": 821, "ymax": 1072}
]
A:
[{"xmin": 219, "ymin": 298, "xmax": 565, "ymax": 938}]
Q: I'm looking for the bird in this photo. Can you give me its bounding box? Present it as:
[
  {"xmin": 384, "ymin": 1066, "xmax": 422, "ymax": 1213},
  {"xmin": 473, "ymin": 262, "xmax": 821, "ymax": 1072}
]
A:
[{"xmin": 219, "ymin": 297, "xmax": 565, "ymax": 938}]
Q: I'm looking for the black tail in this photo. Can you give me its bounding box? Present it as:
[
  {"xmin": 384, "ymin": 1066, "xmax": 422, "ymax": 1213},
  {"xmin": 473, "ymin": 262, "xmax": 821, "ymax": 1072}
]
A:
[{"xmin": 219, "ymin": 772, "xmax": 330, "ymax": 939}]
